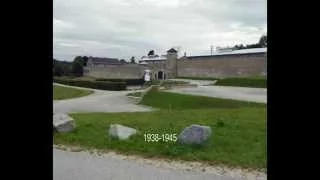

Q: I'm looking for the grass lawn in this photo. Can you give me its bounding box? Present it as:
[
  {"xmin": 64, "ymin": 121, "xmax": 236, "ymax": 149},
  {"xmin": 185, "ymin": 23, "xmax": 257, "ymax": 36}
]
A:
[
  {"xmin": 177, "ymin": 76, "xmax": 267, "ymax": 88},
  {"xmin": 215, "ymin": 77, "xmax": 266, "ymax": 88},
  {"xmin": 53, "ymin": 85, "xmax": 93, "ymax": 100},
  {"xmin": 141, "ymin": 88, "xmax": 265, "ymax": 110},
  {"xmin": 54, "ymin": 88, "xmax": 266, "ymax": 169}
]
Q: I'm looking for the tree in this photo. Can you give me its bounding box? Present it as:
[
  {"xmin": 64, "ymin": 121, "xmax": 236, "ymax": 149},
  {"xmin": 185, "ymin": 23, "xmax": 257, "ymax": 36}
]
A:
[
  {"xmin": 120, "ymin": 59, "xmax": 126, "ymax": 63},
  {"xmin": 130, "ymin": 56, "xmax": 136, "ymax": 64},
  {"xmin": 259, "ymin": 35, "xmax": 267, "ymax": 47},
  {"xmin": 54, "ymin": 63, "xmax": 64, "ymax": 76},
  {"xmin": 147, "ymin": 50, "xmax": 154, "ymax": 56},
  {"xmin": 72, "ymin": 56, "xmax": 84, "ymax": 77},
  {"xmin": 53, "ymin": 58, "xmax": 73, "ymax": 77},
  {"xmin": 82, "ymin": 56, "xmax": 88, "ymax": 66}
]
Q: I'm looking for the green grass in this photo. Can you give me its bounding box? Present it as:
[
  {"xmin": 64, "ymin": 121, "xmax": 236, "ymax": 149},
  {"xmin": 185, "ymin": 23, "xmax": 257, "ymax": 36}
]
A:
[
  {"xmin": 140, "ymin": 87, "xmax": 265, "ymax": 110},
  {"xmin": 177, "ymin": 76, "xmax": 267, "ymax": 88},
  {"xmin": 215, "ymin": 77, "xmax": 266, "ymax": 88},
  {"xmin": 53, "ymin": 85, "xmax": 93, "ymax": 100},
  {"xmin": 54, "ymin": 108, "xmax": 266, "ymax": 169},
  {"xmin": 161, "ymin": 80, "xmax": 189, "ymax": 85},
  {"xmin": 54, "ymin": 88, "xmax": 266, "ymax": 169}
]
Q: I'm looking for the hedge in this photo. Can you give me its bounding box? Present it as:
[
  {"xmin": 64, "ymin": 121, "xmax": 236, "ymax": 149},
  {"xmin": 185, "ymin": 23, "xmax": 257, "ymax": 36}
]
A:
[
  {"xmin": 54, "ymin": 78, "xmax": 126, "ymax": 91},
  {"xmin": 95, "ymin": 78, "xmax": 145, "ymax": 86}
]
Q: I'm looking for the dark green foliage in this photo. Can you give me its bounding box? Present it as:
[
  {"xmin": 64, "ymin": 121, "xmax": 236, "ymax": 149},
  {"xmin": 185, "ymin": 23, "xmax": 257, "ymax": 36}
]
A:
[
  {"xmin": 259, "ymin": 35, "xmax": 267, "ymax": 47},
  {"xmin": 95, "ymin": 78, "xmax": 145, "ymax": 86},
  {"xmin": 54, "ymin": 77, "xmax": 126, "ymax": 91},
  {"xmin": 72, "ymin": 56, "xmax": 84, "ymax": 77},
  {"xmin": 53, "ymin": 59, "xmax": 73, "ymax": 76},
  {"xmin": 130, "ymin": 56, "xmax": 136, "ymax": 64}
]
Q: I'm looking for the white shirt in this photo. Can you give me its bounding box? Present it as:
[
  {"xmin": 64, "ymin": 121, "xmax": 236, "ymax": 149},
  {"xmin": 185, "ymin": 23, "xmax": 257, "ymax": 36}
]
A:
[{"xmin": 144, "ymin": 73, "xmax": 150, "ymax": 82}]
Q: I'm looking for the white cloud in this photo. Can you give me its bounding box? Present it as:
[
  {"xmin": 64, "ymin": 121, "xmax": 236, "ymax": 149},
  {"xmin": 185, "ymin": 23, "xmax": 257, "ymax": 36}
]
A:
[{"xmin": 53, "ymin": 0, "xmax": 267, "ymax": 61}]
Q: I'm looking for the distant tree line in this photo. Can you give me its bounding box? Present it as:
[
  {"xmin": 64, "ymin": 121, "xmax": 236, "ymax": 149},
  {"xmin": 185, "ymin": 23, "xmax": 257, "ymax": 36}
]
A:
[
  {"xmin": 232, "ymin": 34, "xmax": 267, "ymax": 50},
  {"xmin": 53, "ymin": 56, "xmax": 88, "ymax": 77}
]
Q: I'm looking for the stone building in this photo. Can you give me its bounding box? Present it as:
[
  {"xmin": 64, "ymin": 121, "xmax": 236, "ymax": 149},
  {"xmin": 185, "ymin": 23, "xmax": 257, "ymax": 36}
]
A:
[{"xmin": 84, "ymin": 47, "xmax": 267, "ymax": 80}]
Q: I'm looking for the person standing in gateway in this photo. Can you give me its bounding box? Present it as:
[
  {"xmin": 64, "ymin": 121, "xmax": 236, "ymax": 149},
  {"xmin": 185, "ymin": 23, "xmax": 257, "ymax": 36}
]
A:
[{"xmin": 144, "ymin": 70, "xmax": 151, "ymax": 82}]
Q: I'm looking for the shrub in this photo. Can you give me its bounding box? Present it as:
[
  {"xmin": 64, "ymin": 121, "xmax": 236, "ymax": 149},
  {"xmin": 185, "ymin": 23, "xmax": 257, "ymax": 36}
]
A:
[
  {"xmin": 95, "ymin": 78, "xmax": 145, "ymax": 86},
  {"xmin": 54, "ymin": 77, "xmax": 126, "ymax": 91}
]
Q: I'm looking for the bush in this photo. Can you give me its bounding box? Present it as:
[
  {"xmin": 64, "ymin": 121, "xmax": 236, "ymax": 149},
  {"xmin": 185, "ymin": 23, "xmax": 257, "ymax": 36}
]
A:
[
  {"xmin": 95, "ymin": 78, "xmax": 145, "ymax": 86},
  {"xmin": 54, "ymin": 77, "xmax": 126, "ymax": 91}
]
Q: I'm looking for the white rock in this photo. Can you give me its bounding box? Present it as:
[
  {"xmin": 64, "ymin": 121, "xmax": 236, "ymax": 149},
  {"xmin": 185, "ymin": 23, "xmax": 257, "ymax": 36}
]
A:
[
  {"xmin": 108, "ymin": 124, "xmax": 138, "ymax": 140},
  {"xmin": 53, "ymin": 113, "xmax": 76, "ymax": 133}
]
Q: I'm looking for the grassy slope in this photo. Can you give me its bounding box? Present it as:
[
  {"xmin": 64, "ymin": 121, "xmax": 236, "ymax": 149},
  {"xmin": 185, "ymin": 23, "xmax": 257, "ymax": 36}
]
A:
[
  {"xmin": 177, "ymin": 76, "xmax": 266, "ymax": 88},
  {"xmin": 54, "ymin": 88, "xmax": 266, "ymax": 169},
  {"xmin": 140, "ymin": 88, "xmax": 265, "ymax": 110},
  {"xmin": 53, "ymin": 85, "xmax": 93, "ymax": 100},
  {"xmin": 215, "ymin": 77, "xmax": 266, "ymax": 88}
]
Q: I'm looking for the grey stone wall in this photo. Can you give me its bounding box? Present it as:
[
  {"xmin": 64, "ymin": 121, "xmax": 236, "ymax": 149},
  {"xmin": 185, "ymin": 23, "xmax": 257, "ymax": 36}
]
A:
[
  {"xmin": 177, "ymin": 53, "xmax": 266, "ymax": 78},
  {"xmin": 84, "ymin": 64, "xmax": 145, "ymax": 79},
  {"xmin": 84, "ymin": 53, "xmax": 267, "ymax": 79}
]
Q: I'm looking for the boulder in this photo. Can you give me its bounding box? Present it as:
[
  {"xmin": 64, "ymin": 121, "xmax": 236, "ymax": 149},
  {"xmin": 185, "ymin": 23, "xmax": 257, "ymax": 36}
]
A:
[
  {"xmin": 178, "ymin": 124, "xmax": 212, "ymax": 145},
  {"xmin": 53, "ymin": 113, "xmax": 76, "ymax": 133},
  {"xmin": 108, "ymin": 124, "xmax": 138, "ymax": 140}
]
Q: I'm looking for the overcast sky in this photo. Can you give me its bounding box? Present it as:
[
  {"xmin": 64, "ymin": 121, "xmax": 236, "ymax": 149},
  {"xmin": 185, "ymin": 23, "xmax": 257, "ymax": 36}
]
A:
[{"xmin": 53, "ymin": 0, "xmax": 267, "ymax": 61}]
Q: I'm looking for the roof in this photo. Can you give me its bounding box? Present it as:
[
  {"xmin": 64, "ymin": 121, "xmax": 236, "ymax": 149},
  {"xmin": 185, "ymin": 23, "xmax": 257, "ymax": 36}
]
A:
[
  {"xmin": 140, "ymin": 55, "xmax": 166, "ymax": 61},
  {"xmin": 167, "ymin": 48, "xmax": 178, "ymax": 53},
  {"xmin": 88, "ymin": 57, "xmax": 122, "ymax": 65},
  {"xmin": 187, "ymin": 48, "xmax": 267, "ymax": 59}
]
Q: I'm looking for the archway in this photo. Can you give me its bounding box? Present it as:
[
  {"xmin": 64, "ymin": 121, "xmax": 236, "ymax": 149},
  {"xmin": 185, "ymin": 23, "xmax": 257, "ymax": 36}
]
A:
[{"xmin": 158, "ymin": 71, "xmax": 163, "ymax": 80}]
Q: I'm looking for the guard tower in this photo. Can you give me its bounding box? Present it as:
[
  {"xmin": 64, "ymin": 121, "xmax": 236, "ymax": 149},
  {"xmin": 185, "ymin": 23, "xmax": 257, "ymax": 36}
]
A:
[{"xmin": 166, "ymin": 48, "xmax": 178, "ymax": 78}]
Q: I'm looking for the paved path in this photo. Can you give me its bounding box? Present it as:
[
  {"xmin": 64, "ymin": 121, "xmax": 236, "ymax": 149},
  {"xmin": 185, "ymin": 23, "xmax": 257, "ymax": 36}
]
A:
[
  {"xmin": 54, "ymin": 148, "xmax": 265, "ymax": 180},
  {"xmin": 170, "ymin": 78, "xmax": 217, "ymax": 86},
  {"xmin": 53, "ymin": 83, "xmax": 153, "ymax": 113},
  {"xmin": 167, "ymin": 84, "xmax": 267, "ymax": 104}
]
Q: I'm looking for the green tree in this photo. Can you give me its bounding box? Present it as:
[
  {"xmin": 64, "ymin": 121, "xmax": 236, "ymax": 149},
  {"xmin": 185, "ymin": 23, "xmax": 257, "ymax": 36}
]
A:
[
  {"xmin": 259, "ymin": 35, "xmax": 267, "ymax": 47},
  {"xmin": 72, "ymin": 56, "xmax": 84, "ymax": 77},
  {"xmin": 147, "ymin": 50, "xmax": 154, "ymax": 56},
  {"xmin": 82, "ymin": 56, "xmax": 88, "ymax": 66},
  {"xmin": 130, "ymin": 56, "xmax": 136, "ymax": 64},
  {"xmin": 54, "ymin": 63, "xmax": 64, "ymax": 76}
]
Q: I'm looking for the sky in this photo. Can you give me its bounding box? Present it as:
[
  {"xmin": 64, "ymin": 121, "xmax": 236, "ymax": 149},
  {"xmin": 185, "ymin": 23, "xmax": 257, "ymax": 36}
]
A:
[{"xmin": 53, "ymin": 0, "xmax": 267, "ymax": 61}]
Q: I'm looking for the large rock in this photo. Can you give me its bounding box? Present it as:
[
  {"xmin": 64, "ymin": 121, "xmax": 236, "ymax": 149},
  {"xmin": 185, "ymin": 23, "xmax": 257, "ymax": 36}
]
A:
[
  {"xmin": 108, "ymin": 124, "xmax": 138, "ymax": 140},
  {"xmin": 53, "ymin": 113, "xmax": 76, "ymax": 133},
  {"xmin": 178, "ymin": 124, "xmax": 212, "ymax": 145}
]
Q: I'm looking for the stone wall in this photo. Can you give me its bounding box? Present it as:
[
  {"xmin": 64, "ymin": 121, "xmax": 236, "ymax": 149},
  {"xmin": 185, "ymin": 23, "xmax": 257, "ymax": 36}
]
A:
[
  {"xmin": 84, "ymin": 64, "xmax": 145, "ymax": 79},
  {"xmin": 84, "ymin": 52, "xmax": 267, "ymax": 79},
  {"xmin": 177, "ymin": 53, "xmax": 266, "ymax": 78}
]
